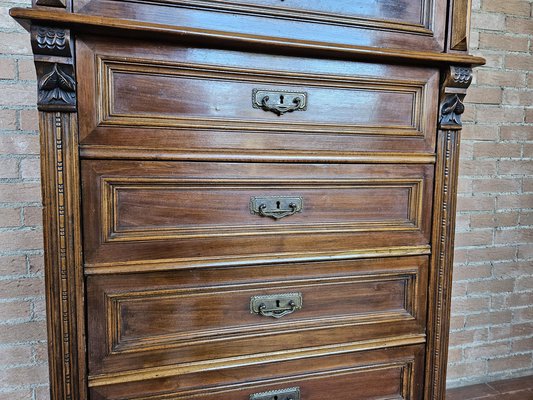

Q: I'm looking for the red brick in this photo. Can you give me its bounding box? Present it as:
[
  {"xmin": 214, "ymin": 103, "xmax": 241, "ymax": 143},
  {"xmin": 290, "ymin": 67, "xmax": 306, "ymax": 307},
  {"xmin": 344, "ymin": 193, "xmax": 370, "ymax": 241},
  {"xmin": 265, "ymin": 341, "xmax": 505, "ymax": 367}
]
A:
[
  {"xmin": 20, "ymin": 109, "xmax": 39, "ymax": 131},
  {"xmin": 0, "ymin": 364, "xmax": 49, "ymax": 386},
  {"xmin": 0, "ymin": 183, "xmax": 41, "ymax": 203},
  {"xmin": 0, "ymin": 390, "xmax": 32, "ymax": 400},
  {"xmin": 513, "ymin": 307, "xmax": 533, "ymax": 322},
  {"xmin": 0, "ymin": 57, "xmax": 16, "ymax": 79},
  {"xmin": 495, "ymin": 228, "xmax": 533, "ymax": 244},
  {"xmin": 473, "ymin": 143, "xmax": 522, "ymax": 158},
  {"xmin": 451, "ymin": 297, "xmax": 491, "ymax": 314},
  {"xmin": 472, "ymin": 178, "xmax": 522, "ymax": 193},
  {"xmin": 462, "ymin": 124, "xmax": 499, "ymax": 140},
  {"xmin": 482, "ymin": 0, "xmax": 531, "ymax": 16},
  {"xmin": 456, "ymin": 196, "xmax": 495, "ymax": 212},
  {"xmin": 454, "ymin": 264, "xmax": 492, "ymax": 281},
  {"xmin": 505, "ymin": 292, "xmax": 533, "ymax": 307},
  {"xmin": 526, "ymin": 108, "xmax": 533, "ymax": 122},
  {"xmin": 0, "ymin": 158, "xmax": 19, "ymax": 178},
  {"xmin": 517, "ymin": 244, "xmax": 532, "ymax": 259},
  {"xmin": 467, "ymin": 279, "xmax": 515, "ymax": 294},
  {"xmin": 34, "ymin": 387, "xmax": 51, "ymax": 400},
  {"xmin": 459, "ymin": 160, "xmax": 498, "ymax": 176},
  {"xmin": 23, "ymin": 206, "xmax": 42, "ymax": 227},
  {"xmin": 505, "ymin": 54, "xmax": 533, "ymax": 70},
  {"xmin": 0, "ymin": 135, "xmax": 39, "ymax": 155},
  {"xmin": 479, "ymin": 107, "xmax": 525, "ymax": 124},
  {"xmin": 0, "ymin": 321, "xmax": 47, "ymax": 344},
  {"xmin": 446, "ymin": 361, "xmax": 487, "ymax": 380},
  {"xmin": 490, "ymin": 322, "xmax": 533, "ymax": 340},
  {"xmin": 0, "ymin": 301, "xmax": 31, "ymax": 321},
  {"xmin": 0, "ymin": 229, "xmax": 43, "ymax": 252},
  {"xmin": 477, "ymin": 70, "xmax": 527, "ymax": 87},
  {"xmin": 498, "ymin": 160, "xmax": 533, "ymax": 175},
  {"xmin": 0, "ymin": 345, "xmax": 32, "ymax": 366},
  {"xmin": 472, "ymin": 11, "xmax": 506, "ymax": 30},
  {"xmin": 448, "ymin": 328, "xmax": 489, "ymax": 346},
  {"xmin": 17, "ymin": 58, "xmax": 36, "ymax": 80},
  {"xmin": 503, "ymin": 89, "xmax": 533, "ymax": 106},
  {"xmin": 0, "ymin": 256, "xmax": 26, "ymax": 276},
  {"xmin": 0, "ymin": 109, "xmax": 17, "ymax": 130},
  {"xmin": 467, "ymin": 247, "xmax": 516, "ymax": 263},
  {"xmin": 0, "ymin": 82, "xmax": 36, "ymax": 106},
  {"xmin": 524, "ymin": 178, "xmax": 533, "ymax": 192},
  {"xmin": 470, "ymin": 212, "xmax": 519, "ymax": 228},
  {"xmin": 0, "ymin": 208, "xmax": 21, "ymax": 227},
  {"xmin": 0, "ymin": 278, "xmax": 45, "ymax": 299},
  {"xmin": 452, "ymin": 282, "xmax": 467, "ymax": 297},
  {"xmin": 515, "ymin": 276, "xmax": 533, "ymax": 291},
  {"xmin": 505, "ymin": 16, "xmax": 533, "ymax": 35},
  {"xmin": 488, "ymin": 354, "xmax": 532, "ymax": 373},
  {"xmin": 512, "ymin": 337, "xmax": 533, "ymax": 352},
  {"xmin": 464, "ymin": 342, "xmax": 510, "ymax": 359},
  {"xmin": 493, "ymin": 261, "xmax": 532, "ymax": 278},
  {"xmin": 466, "ymin": 311, "xmax": 513, "ymax": 328},
  {"xmin": 500, "ymin": 126, "xmax": 533, "ymax": 140},
  {"xmin": 497, "ymin": 194, "xmax": 533, "ymax": 209},
  {"xmin": 0, "ymin": 32, "xmax": 32, "ymax": 55},
  {"xmin": 455, "ymin": 230, "xmax": 493, "ymax": 246},
  {"xmin": 28, "ymin": 256, "xmax": 44, "ymax": 275},
  {"xmin": 465, "ymin": 86, "xmax": 503, "ymax": 104},
  {"xmin": 20, "ymin": 157, "xmax": 40, "ymax": 179}
]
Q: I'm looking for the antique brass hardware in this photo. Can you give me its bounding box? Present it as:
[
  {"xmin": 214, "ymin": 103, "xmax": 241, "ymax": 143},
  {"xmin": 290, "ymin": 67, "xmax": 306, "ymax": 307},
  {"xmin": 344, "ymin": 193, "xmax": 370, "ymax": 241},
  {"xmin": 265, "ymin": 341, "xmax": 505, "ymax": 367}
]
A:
[
  {"xmin": 250, "ymin": 387, "xmax": 301, "ymax": 400},
  {"xmin": 250, "ymin": 196, "xmax": 303, "ymax": 220},
  {"xmin": 252, "ymin": 89, "xmax": 307, "ymax": 116},
  {"xmin": 250, "ymin": 293, "xmax": 302, "ymax": 319}
]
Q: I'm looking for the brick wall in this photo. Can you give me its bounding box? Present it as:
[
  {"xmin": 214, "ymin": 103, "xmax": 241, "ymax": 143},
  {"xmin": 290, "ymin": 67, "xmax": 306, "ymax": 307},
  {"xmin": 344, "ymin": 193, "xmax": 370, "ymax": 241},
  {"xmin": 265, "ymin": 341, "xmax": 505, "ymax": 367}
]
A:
[
  {"xmin": 447, "ymin": 0, "xmax": 533, "ymax": 388},
  {"xmin": 0, "ymin": 0, "xmax": 531, "ymax": 397}
]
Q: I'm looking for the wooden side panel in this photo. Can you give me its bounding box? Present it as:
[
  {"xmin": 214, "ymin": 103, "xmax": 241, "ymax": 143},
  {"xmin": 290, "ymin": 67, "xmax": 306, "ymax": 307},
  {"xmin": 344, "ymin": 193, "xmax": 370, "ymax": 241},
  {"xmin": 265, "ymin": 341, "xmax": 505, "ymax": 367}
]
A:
[
  {"xmin": 89, "ymin": 345, "xmax": 425, "ymax": 399},
  {"xmin": 76, "ymin": 36, "xmax": 440, "ymax": 157},
  {"xmin": 448, "ymin": 0, "xmax": 472, "ymax": 51},
  {"xmin": 81, "ymin": 160, "xmax": 434, "ymax": 270},
  {"xmin": 87, "ymin": 256, "xmax": 428, "ymax": 375}
]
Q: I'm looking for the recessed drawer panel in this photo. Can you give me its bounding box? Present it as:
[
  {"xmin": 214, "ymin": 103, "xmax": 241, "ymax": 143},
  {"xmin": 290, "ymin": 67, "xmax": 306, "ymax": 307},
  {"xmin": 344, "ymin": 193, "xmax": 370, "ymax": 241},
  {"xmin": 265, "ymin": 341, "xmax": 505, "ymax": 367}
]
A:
[
  {"xmin": 77, "ymin": 36, "xmax": 439, "ymax": 157},
  {"xmin": 81, "ymin": 160, "xmax": 433, "ymax": 270},
  {"xmin": 87, "ymin": 256, "xmax": 427, "ymax": 375},
  {"xmin": 89, "ymin": 344, "xmax": 425, "ymax": 399}
]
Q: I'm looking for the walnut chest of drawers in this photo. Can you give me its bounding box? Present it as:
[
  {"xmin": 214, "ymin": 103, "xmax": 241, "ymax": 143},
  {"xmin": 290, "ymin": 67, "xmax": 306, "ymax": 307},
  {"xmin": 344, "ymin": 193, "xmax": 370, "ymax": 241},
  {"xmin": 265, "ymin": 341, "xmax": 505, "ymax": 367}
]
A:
[{"xmin": 11, "ymin": 1, "xmax": 484, "ymax": 399}]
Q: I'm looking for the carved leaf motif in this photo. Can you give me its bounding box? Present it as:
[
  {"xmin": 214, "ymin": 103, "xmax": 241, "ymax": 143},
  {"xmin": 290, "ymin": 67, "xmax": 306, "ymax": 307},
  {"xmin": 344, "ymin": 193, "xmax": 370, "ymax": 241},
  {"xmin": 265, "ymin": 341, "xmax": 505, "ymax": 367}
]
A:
[
  {"xmin": 440, "ymin": 94, "xmax": 465, "ymax": 127},
  {"xmin": 38, "ymin": 64, "xmax": 76, "ymax": 106}
]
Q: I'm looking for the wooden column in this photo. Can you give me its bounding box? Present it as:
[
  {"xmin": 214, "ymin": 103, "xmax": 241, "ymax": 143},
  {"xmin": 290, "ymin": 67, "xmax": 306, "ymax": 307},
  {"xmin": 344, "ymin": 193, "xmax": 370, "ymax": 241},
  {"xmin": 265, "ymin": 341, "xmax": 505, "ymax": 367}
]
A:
[
  {"xmin": 425, "ymin": 65, "xmax": 472, "ymax": 400},
  {"xmin": 32, "ymin": 25, "xmax": 86, "ymax": 400}
]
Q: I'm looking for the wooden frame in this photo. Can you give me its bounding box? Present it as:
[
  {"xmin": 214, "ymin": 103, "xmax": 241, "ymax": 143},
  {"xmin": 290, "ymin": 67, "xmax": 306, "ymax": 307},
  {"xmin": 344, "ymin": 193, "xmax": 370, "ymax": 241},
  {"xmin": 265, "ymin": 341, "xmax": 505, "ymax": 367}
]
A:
[{"xmin": 13, "ymin": 3, "xmax": 479, "ymax": 399}]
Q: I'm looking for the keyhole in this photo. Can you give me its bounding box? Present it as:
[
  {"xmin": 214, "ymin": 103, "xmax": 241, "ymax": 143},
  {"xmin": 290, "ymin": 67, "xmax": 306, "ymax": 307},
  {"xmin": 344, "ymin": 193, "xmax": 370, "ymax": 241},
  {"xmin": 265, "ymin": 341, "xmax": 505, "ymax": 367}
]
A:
[
  {"xmin": 276, "ymin": 201, "xmax": 281, "ymax": 209},
  {"xmin": 276, "ymin": 300, "xmax": 281, "ymax": 308},
  {"xmin": 279, "ymin": 95, "xmax": 284, "ymax": 104},
  {"xmin": 273, "ymin": 396, "xmax": 278, "ymax": 400}
]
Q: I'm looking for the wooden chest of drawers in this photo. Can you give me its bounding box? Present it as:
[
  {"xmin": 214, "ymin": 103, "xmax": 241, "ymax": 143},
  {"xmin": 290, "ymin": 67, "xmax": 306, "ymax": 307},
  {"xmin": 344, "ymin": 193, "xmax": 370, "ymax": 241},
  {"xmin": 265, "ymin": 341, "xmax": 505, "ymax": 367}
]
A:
[{"xmin": 11, "ymin": 1, "xmax": 484, "ymax": 399}]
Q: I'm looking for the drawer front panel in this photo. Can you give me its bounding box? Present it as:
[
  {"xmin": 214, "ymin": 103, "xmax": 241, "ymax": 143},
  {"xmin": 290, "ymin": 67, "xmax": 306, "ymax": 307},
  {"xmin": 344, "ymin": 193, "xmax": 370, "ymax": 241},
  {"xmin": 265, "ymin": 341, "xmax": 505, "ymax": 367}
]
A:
[
  {"xmin": 87, "ymin": 256, "xmax": 427, "ymax": 375},
  {"xmin": 75, "ymin": 0, "xmax": 446, "ymax": 52},
  {"xmin": 82, "ymin": 161, "xmax": 433, "ymax": 269},
  {"xmin": 77, "ymin": 36, "xmax": 439, "ymax": 156},
  {"xmin": 89, "ymin": 345, "xmax": 424, "ymax": 399}
]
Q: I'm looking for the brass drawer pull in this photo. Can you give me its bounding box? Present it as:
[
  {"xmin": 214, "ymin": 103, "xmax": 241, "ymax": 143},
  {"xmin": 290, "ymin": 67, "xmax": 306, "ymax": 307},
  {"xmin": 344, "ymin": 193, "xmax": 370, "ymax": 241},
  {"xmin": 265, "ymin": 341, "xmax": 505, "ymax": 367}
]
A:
[
  {"xmin": 250, "ymin": 387, "xmax": 301, "ymax": 400},
  {"xmin": 250, "ymin": 293, "xmax": 302, "ymax": 319},
  {"xmin": 253, "ymin": 89, "xmax": 307, "ymax": 116},
  {"xmin": 250, "ymin": 196, "xmax": 303, "ymax": 220}
]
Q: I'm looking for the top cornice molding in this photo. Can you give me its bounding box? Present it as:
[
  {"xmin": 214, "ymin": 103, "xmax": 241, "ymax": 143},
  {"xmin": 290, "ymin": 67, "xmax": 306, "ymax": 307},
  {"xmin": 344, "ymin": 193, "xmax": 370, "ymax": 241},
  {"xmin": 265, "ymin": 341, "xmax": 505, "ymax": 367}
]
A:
[{"xmin": 10, "ymin": 7, "xmax": 485, "ymax": 68}]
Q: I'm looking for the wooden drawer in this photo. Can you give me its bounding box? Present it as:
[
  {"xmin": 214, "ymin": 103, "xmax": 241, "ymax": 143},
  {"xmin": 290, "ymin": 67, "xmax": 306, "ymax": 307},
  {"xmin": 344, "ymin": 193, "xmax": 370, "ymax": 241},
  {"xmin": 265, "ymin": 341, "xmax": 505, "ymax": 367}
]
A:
[
  {"xmin": 77, "ymin": 36, "xmax": 439, "ymax": 159},
  {"xmin": 87, "ymin": 256, "xmax": 427, "ymax": 375},
  {"xmin": 81, "ymin": 160, "xmax": 433, "ymax": 270},
  {"xmin": 89, "ymin": 344, "xmax": 425, "ymax": 399},
  {"xmin": 75, "ymin": 0, "xmax": 446, "ymax": 52}
]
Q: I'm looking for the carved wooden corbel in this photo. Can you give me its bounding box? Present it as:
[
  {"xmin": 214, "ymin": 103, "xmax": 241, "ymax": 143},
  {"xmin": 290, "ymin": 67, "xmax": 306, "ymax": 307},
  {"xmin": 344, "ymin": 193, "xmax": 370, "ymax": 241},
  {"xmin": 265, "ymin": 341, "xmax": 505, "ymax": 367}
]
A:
[
  {"xmin": 31, "ymin": 25, "xmax": 76, "ymax": 112},
  {"xmin": 439, "ymin": 66, "xmax": 472, "ymax": 129}
]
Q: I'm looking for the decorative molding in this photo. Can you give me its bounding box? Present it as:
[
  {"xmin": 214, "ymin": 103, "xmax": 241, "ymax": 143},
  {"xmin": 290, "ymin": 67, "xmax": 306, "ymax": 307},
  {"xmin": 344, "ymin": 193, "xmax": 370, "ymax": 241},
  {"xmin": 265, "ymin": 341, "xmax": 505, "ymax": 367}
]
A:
[
  {"xmin": 31, "ymin": 26, "xmax": 71, "ymax": 56},
  {"xmin": 448, "ymin": 0, "xmax": 472, "ymax": 51},
  {"xmin": 40, "ymin": 112, "xmax": 85, "ymax": 399},
  {"xmin": 439, "ymin": 66, "xmax": 472, "ymax": 129},
  {"xmin": 31, "ymin": 26, "xmax": 76, "ymax": 112},
  {"xmin": 425, "ymin": 128, "xmax": 461, "ymax": 399}
]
